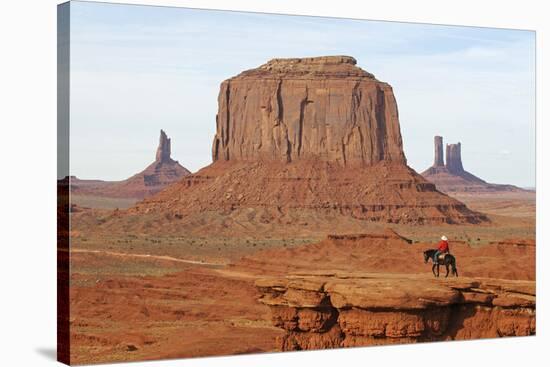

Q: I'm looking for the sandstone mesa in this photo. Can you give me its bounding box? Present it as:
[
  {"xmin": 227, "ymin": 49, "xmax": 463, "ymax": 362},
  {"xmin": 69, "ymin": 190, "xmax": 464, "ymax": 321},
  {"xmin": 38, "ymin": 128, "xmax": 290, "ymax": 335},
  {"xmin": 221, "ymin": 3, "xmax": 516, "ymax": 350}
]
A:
[
  {"xmin": 125, "ymin": 56, "xmax": 487, "ymax": 230},
  {"xmin": 212, "ymin": 56, "xmax": 405, "ymax": 166}
]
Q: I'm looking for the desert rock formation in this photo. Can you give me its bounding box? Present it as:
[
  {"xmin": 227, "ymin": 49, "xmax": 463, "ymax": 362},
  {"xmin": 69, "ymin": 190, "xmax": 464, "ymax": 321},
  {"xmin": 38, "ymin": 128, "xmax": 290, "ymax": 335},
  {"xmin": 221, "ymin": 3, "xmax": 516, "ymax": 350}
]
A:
[
  {"xmin": 256, "ymin": 273, "xmax": 535, "ymax": 350},
  {"xmin": 155, "ymin": 129, "xmax": 172, "ymax": 162},
  {"xmin": 433, "ymin": 136, "xmax": 445, "ymax": 167},
  {"xmin": 445, "ymin": 142, "xmax": 465, "ymax": 174},
  {"xmin": 422, "ymin": 136, "xmax": 525, "ymax": 193},
  {"xmin": 71, "ymin": 130, "xmax": 191, "ymax": 199},
  {"xmin": 212, "ymin": 56, "xmax": 405, "ymax": 167},
  {"xmin": 118, "ymin": 56, "xmax": 487, "ymax": 231},
  {"xmin": 244, "ymin": 231, "xmax": 535, "ymax": 350}
]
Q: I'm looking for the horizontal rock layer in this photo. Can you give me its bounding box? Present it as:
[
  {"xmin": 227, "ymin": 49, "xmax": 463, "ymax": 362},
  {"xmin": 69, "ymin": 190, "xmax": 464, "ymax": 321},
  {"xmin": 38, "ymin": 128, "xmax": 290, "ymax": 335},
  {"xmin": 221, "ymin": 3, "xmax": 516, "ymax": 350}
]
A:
[
  {"xmin": 255, "ymin": 273, "xmax": 535, "ymax": 350},
  {"xmin": 212, "ymin": 56, "xmax": 406, "ymax": 166},
  {"xmin": 122, "ymin": 161, "xmax": 488, "ymax": 234},
  {"xmin": 421, "ymin": 168, "xmax": 525, "ymax": 193}
]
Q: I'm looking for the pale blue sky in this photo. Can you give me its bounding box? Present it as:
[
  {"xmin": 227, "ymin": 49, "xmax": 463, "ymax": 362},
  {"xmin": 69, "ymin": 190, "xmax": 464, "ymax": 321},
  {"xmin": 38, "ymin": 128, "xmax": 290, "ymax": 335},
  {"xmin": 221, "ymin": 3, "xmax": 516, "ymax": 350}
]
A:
[{"xmin": 69, "ymin": 1, "xmax": 535, "ymax": 187}]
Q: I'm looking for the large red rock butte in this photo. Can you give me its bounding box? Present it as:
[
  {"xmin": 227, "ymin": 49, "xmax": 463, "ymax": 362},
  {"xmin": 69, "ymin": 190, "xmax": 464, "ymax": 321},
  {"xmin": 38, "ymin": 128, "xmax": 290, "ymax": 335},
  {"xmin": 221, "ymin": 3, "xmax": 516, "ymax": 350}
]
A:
[
  {"xmin": 212, "ymin": 56, "xmax": 405, "ymax": 166},
  {"xmin": 126, "ymin": 56, "xmax": 488, "ymax": 230},
  {"xmin": 71, "ymin": 130, "xmax": 191, "ymax": 199},
  {"xmin": 421, "ymin": 136, "xmax": 526, "ymax": 193}
]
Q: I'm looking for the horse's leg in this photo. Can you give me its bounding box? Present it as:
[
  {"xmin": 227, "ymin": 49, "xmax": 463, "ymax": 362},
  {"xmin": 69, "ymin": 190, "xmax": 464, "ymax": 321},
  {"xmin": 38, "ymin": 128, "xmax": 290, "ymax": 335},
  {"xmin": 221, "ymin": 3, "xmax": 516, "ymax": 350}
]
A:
[
  {"xmin": 445, "ymin": 264, "xmax": 449, "ymax": 278},
  {"xmin": 432, "ymin": 264, "xmax": 437, "ymax": 277},
  {"xmin": 437, "ymin": 264, "xmax": 440, "ymax": 277}
]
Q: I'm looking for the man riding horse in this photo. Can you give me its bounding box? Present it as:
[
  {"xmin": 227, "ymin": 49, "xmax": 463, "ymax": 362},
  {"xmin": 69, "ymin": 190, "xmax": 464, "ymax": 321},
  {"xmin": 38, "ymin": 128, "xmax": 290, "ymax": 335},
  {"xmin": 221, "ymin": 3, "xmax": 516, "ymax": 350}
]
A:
[
  {"xmin": 423, "ymin": 235, "xmax": 458, "ymax": 277},
  {"xmin": 433, "ymin": 235, "xmax": 449, "ymax": 265}
]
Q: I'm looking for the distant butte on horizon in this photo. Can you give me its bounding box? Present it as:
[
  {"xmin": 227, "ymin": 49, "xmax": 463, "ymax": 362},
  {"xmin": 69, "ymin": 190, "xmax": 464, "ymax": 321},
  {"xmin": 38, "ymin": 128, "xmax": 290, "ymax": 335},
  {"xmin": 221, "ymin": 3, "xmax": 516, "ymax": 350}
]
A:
[
  {"xmin": 421, "ymin": 136, "xmax": 527, "ymax": 193},
  {"xmin": 70, "ymin": 129, "xmax": 191, "ymax": 200}
]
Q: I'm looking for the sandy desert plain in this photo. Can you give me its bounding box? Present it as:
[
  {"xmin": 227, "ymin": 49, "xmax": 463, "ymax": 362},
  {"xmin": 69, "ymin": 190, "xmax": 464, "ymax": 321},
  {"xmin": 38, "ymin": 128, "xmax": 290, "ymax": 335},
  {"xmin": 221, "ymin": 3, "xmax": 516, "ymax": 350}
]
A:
[{"xmin": 59, "ymin": 56, "xmax": 536, "ymax": 364}]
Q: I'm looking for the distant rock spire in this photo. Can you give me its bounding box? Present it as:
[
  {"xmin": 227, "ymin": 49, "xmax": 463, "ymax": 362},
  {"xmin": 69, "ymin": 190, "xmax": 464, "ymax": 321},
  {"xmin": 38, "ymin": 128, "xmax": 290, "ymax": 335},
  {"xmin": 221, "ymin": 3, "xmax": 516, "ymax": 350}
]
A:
[
  {"xmin": 155, "ymin": 129, "xmax": 172, "ymax": 163},
  {"xmin": 433, "ymin": 136, "xmax": 444, "ymax": 167},
  {"xmin": 422, "ymin": 135, "xmax": 523, "ymax": 193},
  {"xmin": 445, "ymin": 143, "xmax": 464, "ymax": 174}
]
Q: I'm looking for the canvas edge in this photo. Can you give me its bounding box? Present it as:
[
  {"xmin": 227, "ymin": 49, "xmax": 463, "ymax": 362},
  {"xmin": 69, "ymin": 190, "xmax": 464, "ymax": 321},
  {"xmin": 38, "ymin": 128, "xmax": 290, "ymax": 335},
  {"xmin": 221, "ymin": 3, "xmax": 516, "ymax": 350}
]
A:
[{"xmin": 57, "ymin": 1, "xmax": 71, "ymax": 365}]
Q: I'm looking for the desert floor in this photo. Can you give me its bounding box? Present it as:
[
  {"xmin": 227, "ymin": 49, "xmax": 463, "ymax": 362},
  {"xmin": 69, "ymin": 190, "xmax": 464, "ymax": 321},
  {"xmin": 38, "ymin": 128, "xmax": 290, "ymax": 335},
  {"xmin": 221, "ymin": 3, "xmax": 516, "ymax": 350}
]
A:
[{"xmin": 66, "ymin": 190, "xmax": 535, "ymax": 364}]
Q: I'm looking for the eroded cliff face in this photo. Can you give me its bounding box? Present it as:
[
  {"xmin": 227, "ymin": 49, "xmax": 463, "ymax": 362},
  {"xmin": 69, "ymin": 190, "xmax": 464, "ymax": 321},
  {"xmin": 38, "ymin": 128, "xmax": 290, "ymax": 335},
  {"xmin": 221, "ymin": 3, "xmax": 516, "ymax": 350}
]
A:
[
  {"xmin": 242, "ymin": 231, "xmax": 535, "ymax": 349},
  {"xmin": 212, "ymin": 56, "xmax": 406, "ymax": 167},
  {"xmin": 255, "ymin": 273, "xmax": 535, "ymax": 350}
]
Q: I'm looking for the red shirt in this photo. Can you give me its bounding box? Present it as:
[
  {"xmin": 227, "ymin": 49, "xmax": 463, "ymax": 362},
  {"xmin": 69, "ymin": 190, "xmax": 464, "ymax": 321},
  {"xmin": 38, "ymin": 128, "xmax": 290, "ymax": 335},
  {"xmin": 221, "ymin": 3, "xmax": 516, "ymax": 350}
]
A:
[{"xmin": 437, "ymin": 240, "xmax": 449, "ymax": 252}]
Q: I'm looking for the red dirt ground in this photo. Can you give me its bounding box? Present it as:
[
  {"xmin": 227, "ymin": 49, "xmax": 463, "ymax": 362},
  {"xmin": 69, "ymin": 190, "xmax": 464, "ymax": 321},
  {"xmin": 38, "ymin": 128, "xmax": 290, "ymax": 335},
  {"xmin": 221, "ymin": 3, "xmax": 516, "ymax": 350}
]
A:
[{"xmin": 67, "ymin": 192, "xmax": 535, "ymax": 363}]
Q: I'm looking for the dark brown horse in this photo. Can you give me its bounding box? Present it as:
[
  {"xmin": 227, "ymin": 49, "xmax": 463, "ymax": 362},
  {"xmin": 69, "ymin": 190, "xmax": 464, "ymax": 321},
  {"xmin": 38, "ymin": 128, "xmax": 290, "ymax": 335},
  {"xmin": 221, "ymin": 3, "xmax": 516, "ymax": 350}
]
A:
[{"xmin": 423, "ymin": 249, "xmax": 458, "ymax": 277}]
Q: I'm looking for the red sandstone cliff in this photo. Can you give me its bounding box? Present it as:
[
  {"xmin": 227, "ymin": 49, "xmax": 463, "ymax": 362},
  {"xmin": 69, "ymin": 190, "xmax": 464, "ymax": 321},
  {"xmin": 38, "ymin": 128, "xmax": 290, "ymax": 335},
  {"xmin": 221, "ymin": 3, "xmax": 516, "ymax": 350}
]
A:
[
  {"xmin": 256, "ymin": 273, "xmax": 535, "ymax": 350},
  {"xmin": 245, "ymin": 232, "xmax": 535, "ymax": 350},
  {"xmin": 212, "ymin": 56, "xmax": 405, "ymax": 167}
]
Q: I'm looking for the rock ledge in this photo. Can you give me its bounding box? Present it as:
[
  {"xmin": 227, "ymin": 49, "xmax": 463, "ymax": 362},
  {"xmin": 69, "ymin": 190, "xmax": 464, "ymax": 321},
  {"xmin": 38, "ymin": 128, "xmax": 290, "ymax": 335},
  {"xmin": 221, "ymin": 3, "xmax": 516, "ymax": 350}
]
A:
[{"xmin": 255, "ymin": 272, "xmax": 535, "ymax": 350}]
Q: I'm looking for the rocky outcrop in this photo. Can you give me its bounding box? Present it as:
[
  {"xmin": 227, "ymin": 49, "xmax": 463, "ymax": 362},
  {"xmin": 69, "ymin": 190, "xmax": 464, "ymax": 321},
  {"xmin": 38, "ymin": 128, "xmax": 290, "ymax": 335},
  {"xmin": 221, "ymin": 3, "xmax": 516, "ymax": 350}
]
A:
[
  {"xmin": 114, "ymin": 57, "xmax": 488, "ymax": 232},
  {"xmin": 422, "ymin": 136, "xmax": 525, "ymax": 193},
  {"xmin": 71, "ymin": 130, "xmax": 191, "ymax": 200},
  {"xmin": 434, "ymin": 136, "xmax": 444, "ymax": 167},
  {"xmin": 155, "ymin": 129, "xmax": 172, "ymax": 163},
  {"xmin": 255, "ymin": 273, "xmax": 535, "ymax": 350},
  {"xmin": 212, "ymin": 56, "xmax": 406, "ymax": 167},
  {"xmin": 237, "ymin": 229, "xmax": 535, "ymax": 350},
  {"xmin": 138, "ymin": 130, "xmax": 191, "ymax": 189},
  {"xmin": 445, "ymin": 143, "xmax": 464, "ymax": 174}
]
